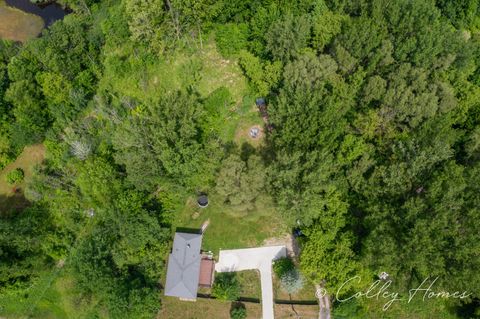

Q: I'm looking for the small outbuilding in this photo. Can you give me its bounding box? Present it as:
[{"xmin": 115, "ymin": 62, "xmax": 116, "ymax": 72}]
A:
[
  {"xmin": 197, "ymin": 194, "xmax": 209, "ymax": 208},
  {"xmin": 255, "ymin": 97, "xmax": 266, "ymax": 107}
]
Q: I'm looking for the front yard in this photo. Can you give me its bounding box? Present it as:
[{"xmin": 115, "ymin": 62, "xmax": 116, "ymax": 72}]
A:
[{"xmin": 160, "ymin": 297, "xmax": 318, "ymax": 319}]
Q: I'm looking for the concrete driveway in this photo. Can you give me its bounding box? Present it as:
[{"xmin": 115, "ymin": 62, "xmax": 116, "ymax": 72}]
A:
[{"xmin": 215, "ymin": 246, "xmax": 286, "ymax": 319}]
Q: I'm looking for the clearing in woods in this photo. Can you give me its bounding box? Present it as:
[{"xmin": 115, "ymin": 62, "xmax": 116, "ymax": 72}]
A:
[{"xmin": 0, "ymin": 144, "xmax": 45, "ymax": 213}]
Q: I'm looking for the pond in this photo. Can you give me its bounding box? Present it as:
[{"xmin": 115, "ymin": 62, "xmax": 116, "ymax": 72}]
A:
[
  {"xmin": 0, "ymin": 0, "xmax": 68, "ymax": 42},
  {"xmin": 6, "ymin": 0, "xmax": 67, "ymax": 27}
]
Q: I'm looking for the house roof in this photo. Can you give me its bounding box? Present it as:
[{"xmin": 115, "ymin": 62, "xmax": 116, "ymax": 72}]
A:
[
  {"xmin": 255, "ymin": 97, "xmax": 266, "ymax": 107},
  {"xmin": 164, "ymin": 232, "xmax": 203, "ymax": 299}
]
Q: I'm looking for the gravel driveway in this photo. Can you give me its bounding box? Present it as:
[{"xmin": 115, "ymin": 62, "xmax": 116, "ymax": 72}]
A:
[{"xmin": 215, "ymin": 246, "xmax": 287, "ymax": 319}]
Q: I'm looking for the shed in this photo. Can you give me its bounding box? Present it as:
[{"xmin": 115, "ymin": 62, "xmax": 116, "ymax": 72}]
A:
[{"xmin": 255, "ymin": 97, "xmax": 266, "ymax": 107}]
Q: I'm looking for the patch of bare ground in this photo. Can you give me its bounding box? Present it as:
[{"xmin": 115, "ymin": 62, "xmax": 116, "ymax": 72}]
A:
[{"xmin": 263, "ymin": 234, "xmax": 300, "ymax": 257}]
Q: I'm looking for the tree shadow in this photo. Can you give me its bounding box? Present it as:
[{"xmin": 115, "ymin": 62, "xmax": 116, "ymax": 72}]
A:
[
  {"xmin": 240, "ymin": 142, "xmax": 256, "ymax": 161},
  {"xmin": 0, "ymin": 191, "xmax": 30, "ymax": 215}
]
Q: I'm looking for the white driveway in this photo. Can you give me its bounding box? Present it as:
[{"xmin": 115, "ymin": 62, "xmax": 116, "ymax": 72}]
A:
[{"xmin": 215, "ymin": 246, "xmax": 286, "ymax": 319}]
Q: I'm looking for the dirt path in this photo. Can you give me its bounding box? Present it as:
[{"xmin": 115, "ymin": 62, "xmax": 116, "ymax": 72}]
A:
[{"xmin": 315, "ymin": 284, "xmax": 331, "ymax": 319}]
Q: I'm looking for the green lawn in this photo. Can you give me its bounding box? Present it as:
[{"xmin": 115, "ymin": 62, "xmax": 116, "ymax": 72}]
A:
[
  {"xmin": 160, "ymin": 296, "xmax": 263, "ymax": 319},
  {"xmin": 175, "ymin": 192, "xmax": 286, "ymax": 254},
  {"xmin": 237, "ymin": 271, "xmax": 262, "ymax": 299},
  {"xmin": 273, "ymin": 275, "xmax": 317, "ymax": 302}
]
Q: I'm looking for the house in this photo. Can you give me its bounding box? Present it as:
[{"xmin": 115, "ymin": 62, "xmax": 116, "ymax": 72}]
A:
[{"xmin": 164, "ymin": 232, "xmax": 214, "ymax": 301}]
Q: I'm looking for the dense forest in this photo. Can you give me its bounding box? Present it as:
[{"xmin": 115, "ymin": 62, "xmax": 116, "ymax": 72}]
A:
[{"xmin": 0, "ymin": 0, "xmax": 479, "ymax": 318}]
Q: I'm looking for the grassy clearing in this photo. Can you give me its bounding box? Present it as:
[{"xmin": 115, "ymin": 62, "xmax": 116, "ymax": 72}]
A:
[
  {"xmin": 0, "ymin": 0, "xmax": 44, "ymax": 42},
  {"xmin": 0, "ymin": 269, "xmax": 107, "ymax": 319},
  {"xmin": 0, "ymin": 144, "xmax": 45, "ymax": 213},
  {"xmin": 176, "ymin": 193, "xmax": 286, "ymax": 253},
  {"xmin": 102, "ymin": 37, "xmax": 261, "ymax": 147},
  {"xmin": 194, "ymin": 40, "xmax": 248, "ymax": 101}
]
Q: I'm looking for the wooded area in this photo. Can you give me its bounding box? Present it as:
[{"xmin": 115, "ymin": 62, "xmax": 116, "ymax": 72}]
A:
[{"xmin": 0, "ymin": 0, "xmax": 479, "ymax": 318}]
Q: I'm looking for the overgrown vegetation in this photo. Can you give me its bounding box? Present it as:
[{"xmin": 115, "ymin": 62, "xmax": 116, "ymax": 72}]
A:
[
  {"xmin": 5, "ymin": 167, "xmax": 23, "ymax": 184},
  {"xmin": 230, "ymin": 303, "xmax": 247, "ymax": 319},
  {"xmin": 212, "ymin": 273, "xmax": 241, "ymax": 301},
  {"xmin": 0, "ymin": 0, "xmax": 479, "ymax": 318}
]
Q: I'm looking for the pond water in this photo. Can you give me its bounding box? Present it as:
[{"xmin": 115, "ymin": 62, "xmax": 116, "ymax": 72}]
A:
[{"xmin": 5, "ymin": 0, "xmax": 67, "ymax": 27}]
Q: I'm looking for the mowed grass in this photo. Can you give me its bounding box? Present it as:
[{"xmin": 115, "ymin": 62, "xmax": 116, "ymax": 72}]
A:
[
  {"xmin": 160, "ymin": 296, "xmax": 263, "ymax": 319},
  {"xmin": 273, "ymin": 275, "xmax": 317, "ymax": 302},
  {"xmin": 237, "ymin": 271, "xmax": 262, "ymax": 299},
  {"xmin": 176, "ymin": 192, "xmax": 287, "ymax": 253},
  {"xmin": 160, "ymin": 296, "xmax": 318, "ymax": 319},
  {"xmin": 0, "ymin": 144, "xmax": 45, "ymax": 213},
  {"xmin": 0, "ymin": 0, "xmax": 44, "ymax": 42}
]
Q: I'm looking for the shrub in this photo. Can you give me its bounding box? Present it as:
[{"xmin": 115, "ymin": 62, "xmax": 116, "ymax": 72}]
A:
[
  {"xmin": 6, "ymin": 168, "xmax": 24, "ymax": 185},
  {"xmin": 212, "ymin": 273, "xmax": 241, "ymax": 301},
  {"xmin": 280, "ymin": 269, "xmax": 304, "ymax": 294},
  {"xmin": 230, "ymin": 305, "xmax": 247, "ymax": 319},
  {"xmin": 215, "ymin": 23, "xmax": 248, "ymax": 57},
  {"xmin": 273, "ymin": 257, "xmax": 295, "ymax": 278},
  {"xmin": 238, "ymin": 50, "xmax": 282, "ymax": 96}
]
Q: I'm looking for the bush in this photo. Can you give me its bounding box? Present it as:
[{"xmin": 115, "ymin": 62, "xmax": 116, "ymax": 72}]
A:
[
  {"xmin": 215, "ymin": 23, "xmax": 249, "ymax": 57},
  {"xmin": 6, "ymin": 168, "xmax": 24, "ymax": 185},
  {"xmin": 212, "ymin": 273, "xmax": 241, "ymax": 301},
  {"xmin": 230, "ymin": 304, "xmax": 247, "ymax": 319},
  {"xmin": 273, "ymin": 257, "xmax": 295, "ymax": 278},
  {"xmin": 280, "ymin": 269, "xmax": 304, "ymax": 294},
  {"xmin": 238, "ymin": 50, "xmax": 282, "ymax": 96}
]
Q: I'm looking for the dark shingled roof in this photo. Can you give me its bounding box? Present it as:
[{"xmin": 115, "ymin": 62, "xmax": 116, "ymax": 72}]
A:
[{"xmin": 164, "ymin": 232, "xmax": 203, "ymax": 299}]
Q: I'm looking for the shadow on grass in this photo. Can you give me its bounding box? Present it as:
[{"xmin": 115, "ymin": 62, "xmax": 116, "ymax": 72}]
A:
[
  {"xmin": 274, "ymin": 299, "xmax": 318, "ymax": 305},
  {"xmin": 175, "ymin": 226, "xmax": 202, "ymax": 234},
  {"xmin": 197, "ymin": 293, "xmax": 317, "ymax": 305},
  {"xmin": 197, "ymin": 293, "xmax": 260, "ymax": 303}
]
